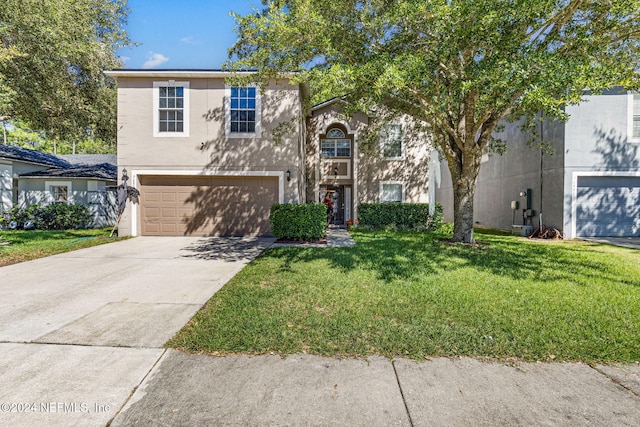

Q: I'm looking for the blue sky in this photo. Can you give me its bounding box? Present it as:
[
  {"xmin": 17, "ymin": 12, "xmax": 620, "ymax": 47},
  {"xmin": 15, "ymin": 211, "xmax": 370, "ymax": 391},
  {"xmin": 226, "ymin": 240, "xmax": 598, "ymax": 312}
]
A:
[{"xmin": 118, "ymin": 0, "xmax": 262, "ymax": 70}]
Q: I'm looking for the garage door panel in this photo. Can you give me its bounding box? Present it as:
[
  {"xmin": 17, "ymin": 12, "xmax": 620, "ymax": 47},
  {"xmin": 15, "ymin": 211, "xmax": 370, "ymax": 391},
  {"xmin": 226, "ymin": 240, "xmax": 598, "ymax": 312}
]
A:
[
  {"xmin": 144, "ymin": 207, "xmax": 160, "ymax": 218},
  {"xmin": 139, "ymin": 175, "xmax": 278, "ymax": 236}
]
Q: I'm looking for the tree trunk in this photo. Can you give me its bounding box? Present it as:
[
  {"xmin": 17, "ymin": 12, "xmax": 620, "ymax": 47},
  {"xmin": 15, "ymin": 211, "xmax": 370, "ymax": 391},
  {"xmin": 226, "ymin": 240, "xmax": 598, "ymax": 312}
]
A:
[
  {"xmin": 447, "ymin": 145, "xmax": 482, "ymax": 244},
  {"xmin": 452, "ymin": 174, "xmax": 477, "ymax": 243}
]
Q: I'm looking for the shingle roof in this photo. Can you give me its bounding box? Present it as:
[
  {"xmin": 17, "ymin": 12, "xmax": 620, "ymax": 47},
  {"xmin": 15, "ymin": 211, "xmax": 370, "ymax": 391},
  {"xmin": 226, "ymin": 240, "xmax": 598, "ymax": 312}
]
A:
[
  {"xmin": 19, "ymin": 163, "xmax": 117, "ymax": 181},
  {"xmin": 0, "ymin": 144, "xmax": 70, "ymax": 168},
  {"xmin": 59, "ymin": 154, "xmax": 117, "ymax": 167}
]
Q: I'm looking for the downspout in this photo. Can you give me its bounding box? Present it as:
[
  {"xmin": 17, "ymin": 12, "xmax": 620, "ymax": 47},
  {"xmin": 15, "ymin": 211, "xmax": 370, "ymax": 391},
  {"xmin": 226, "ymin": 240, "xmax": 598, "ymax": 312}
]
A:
[{"xmin": 539, "ymin": 115, "xmax": 544, "ymax": 229}]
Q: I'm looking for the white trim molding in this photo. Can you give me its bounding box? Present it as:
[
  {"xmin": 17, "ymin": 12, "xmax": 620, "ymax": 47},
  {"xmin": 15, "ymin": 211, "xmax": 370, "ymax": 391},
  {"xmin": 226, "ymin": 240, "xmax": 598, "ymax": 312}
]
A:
[
  {"xmin": 628, "ymin": 92, "xmax": 640, "ymax": 143},
  {"xmin": 322, "ymin": 158, "xmax": 351, "ymax": 180},
  {"xmin": 153, "ymin": 81, "xmax": 190, "ymax": 138},
  {"xmin": 130, "ymin": 169, "xmax": 285, "ymax": 236},
  {"xmin": 570, "ymin": 170, "xmax": 640, "ymax": 238}
]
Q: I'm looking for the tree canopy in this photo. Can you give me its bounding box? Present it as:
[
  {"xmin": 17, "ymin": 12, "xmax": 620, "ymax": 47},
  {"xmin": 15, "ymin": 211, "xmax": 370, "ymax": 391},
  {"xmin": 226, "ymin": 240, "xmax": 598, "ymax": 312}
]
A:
[
  {"xmin": 229, "ymin": 0, "xmax": 640, "ymax": 243},
  {"xmin": 0, "ymin": 0, "xmax": 131, "ymax": 152}
]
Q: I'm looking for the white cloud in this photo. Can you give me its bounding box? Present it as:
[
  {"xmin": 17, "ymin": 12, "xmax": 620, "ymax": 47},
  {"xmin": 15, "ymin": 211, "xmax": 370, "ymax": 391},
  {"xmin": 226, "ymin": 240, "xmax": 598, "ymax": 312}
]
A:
[
  {"xmin": 142, "ymin": 52, "xmax": 169, "ymax": 69},
  {"xmin": 119, "ymin": 55, "xmax": 130, "ymax": 64},
  {"xmin": 180, "ymin": 36, "xmax": 201, "ymax": 45}
]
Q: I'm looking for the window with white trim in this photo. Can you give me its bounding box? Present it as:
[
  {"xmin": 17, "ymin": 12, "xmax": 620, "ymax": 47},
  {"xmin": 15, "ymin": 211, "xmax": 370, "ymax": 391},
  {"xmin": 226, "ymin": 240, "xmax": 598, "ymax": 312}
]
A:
[
  {"xmin": 153, "ymin": 81, "xmax": 189, "ymax": 137},
  {"xmin": 630, "ymin": 92, "xmax": 640, "ymax": 143},
  {"xmin": 226, "ymin": 85, "xmax": 261, "ymax": 138},
  {"xmin": 46, "ymin": 181, "xmax": 72, "ymax": 204},
  {"xmin": 321, "ymin": 128, "xmax": 351, "ymax": 157},
  {"xmin": 51, "ymin": 185, "xmax": 68, "ymax": 203},
  {"xmin": 380, "ymin": 182, "xmax": 404, "ymax": 203},
  {"xmin": 381, "ymin": 124, "xmax": 403, "ymax": 159}
]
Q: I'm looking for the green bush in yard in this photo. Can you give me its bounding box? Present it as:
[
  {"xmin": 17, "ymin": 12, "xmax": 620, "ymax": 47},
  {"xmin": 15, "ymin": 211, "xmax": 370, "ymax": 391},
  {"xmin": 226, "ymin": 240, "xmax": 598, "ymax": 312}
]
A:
[
  {"xmin": 0, "ymin": 204, "xmax": 40, "ymax": 229},
  {"xmin": 1, "ymin": 203, "xmax": 90, "ymax": 230},
  {"xmin": 270, "ymin": 203, "xmax": 326, "ymax": 241},
  {"xmin": 36, "ymin": 203, "xmax": 91, "ymax": 230},
  {"xmin": 358, "ymin": 203, "xmax": 443, "ymax": 231}
]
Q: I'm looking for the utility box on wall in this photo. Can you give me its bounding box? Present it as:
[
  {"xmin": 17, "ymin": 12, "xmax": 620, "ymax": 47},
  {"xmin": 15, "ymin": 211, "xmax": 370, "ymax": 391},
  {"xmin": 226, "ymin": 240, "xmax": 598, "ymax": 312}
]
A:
[{"xmin": 512, "ymin": 224, "xmax": 533, "ymax": 236}]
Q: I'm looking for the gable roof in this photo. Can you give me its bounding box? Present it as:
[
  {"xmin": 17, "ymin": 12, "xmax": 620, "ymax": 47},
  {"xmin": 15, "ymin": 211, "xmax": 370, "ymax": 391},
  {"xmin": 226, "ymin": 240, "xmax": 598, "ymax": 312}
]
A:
[
  {"xmin": 311, "ymin": 97, "xmax": 344, "ymax": 112},
  {"xmin": 19, "ymin": 163, "xmax": 117, "ymax": 181},
  {"xmin": 0, "ymin": 144, "xmax": 70, "ymax": 168}
]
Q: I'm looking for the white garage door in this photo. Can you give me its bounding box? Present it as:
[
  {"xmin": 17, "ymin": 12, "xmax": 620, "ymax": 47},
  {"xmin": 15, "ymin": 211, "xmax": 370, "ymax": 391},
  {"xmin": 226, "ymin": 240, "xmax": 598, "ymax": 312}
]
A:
[{"xmin": 575, "ymin": 176, "xmax": 640, "ymax": 237}]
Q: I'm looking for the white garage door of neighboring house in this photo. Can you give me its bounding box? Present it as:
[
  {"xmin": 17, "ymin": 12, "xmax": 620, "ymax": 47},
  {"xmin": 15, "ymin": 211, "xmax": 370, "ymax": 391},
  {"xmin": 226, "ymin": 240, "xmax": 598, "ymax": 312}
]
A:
[
  {"xmin": 575, "ymin": 176, "xmax": 640, "ymax": 237},
  {"xmin": 139, "ymin": 175, "xmax": 279, "ymax": 237}
]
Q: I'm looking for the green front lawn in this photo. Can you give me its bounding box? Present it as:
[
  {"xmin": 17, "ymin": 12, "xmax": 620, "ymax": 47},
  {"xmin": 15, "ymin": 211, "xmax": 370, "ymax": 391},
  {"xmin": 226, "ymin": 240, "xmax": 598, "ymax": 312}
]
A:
[
  {"xmin": 0, "ymin": 228, "xmax": 126, "ymax": 266},
  {"xmin": 169, "ymin": 230, "xmax": 640, "ymax": 363}
]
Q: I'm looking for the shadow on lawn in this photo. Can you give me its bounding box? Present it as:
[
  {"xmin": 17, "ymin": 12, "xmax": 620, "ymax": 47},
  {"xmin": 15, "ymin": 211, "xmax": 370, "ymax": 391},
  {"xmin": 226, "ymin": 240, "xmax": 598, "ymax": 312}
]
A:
[
  {"xmin": 0, "ymin": 230, "xmax": 102, "ymax": 246},
  {"xmin": 265, "ymin": 231, "xmax": 639, "ymax": 287}
]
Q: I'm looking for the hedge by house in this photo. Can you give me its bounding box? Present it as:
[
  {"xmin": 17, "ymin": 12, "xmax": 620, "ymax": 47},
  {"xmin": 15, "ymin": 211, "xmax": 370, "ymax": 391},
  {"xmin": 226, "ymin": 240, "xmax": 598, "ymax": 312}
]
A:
[
  {"xmin": 270, "ymin": 203, "xmax": 326, "ymax": 241},
  {"xmin": 0, "ymin": 203, "xmax": 91, "ymax": 230},
  {"xmin": 357, "ymin": 203, "xmax": 443, "ymax": 231}
]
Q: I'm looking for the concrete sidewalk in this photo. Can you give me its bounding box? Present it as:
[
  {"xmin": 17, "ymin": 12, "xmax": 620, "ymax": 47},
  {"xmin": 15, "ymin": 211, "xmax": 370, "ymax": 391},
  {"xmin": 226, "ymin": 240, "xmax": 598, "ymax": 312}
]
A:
[
  {"xmin": 271, "ymin": 226, "xmax": 356, "ymax": 248},
  {"xmin": 111, "ymin": 352, "xmax": 640, "ymax": 426}
]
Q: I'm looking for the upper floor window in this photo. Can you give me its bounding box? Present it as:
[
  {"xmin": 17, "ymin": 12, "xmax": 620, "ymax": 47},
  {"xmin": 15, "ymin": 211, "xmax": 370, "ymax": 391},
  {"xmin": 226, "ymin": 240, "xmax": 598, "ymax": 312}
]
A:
[
  {"xmin": 226, "ymin": 85, "xmax": 261, "ymax": 138},
  {"xmin": 629, "ymin": 92, "xmax": 640, "ymax": 143},
  {"xmin": 153, "ymin": 81, "xmax": 189, "ymax": 137},
  {"xmin": 321, "ymin": 128, "xmax": 351, "ymax": 157},
  {"xmin": 381, "ymin": 124, "xmax": 403, "ymax": 159},
  {"xmin": 159, "ymin": 86, "xmax": 184, "ymax": 132}
]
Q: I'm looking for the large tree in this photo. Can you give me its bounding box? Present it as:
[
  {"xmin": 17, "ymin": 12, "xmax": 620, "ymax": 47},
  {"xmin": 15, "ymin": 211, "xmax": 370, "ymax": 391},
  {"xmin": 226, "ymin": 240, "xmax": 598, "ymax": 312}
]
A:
[
  {"xmin": 0, "ymin": 0, "xmax": 130, "ymax": 153},
  {"xmin": 228, "ymin": 0, "xmax": 640, "ymax": 243}
]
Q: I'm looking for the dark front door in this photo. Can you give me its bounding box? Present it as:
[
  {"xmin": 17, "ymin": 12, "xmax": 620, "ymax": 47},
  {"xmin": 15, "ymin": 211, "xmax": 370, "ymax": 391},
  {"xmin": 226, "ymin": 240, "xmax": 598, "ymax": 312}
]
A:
[{"xmin": 327, "ymin": 185, "xmax": 345, "ymax": 225}]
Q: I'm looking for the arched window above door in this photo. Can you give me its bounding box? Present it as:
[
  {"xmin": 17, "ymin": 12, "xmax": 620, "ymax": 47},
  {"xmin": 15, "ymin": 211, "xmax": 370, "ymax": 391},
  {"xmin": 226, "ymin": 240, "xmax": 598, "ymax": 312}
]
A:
[
  {"xmin": 321, "ymin": 127, "xmax": 351, "ymax": 157},
  {"xmin": 327, "ymin": 128, "xmax": 345, "ymax": 138}
]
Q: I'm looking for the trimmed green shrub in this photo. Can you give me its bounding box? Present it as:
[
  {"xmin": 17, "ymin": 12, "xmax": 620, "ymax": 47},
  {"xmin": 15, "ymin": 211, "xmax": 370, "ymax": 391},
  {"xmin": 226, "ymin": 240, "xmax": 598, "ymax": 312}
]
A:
[
  {"xmin": 0, "ymin": 204, "xmax": 40, "ymax": 229},
  {"xmin": 36, "ymin": 203, "xmax": 91, "ymax": 230},
  {"xmin": 270, "ymin": 203, "xmax": 327, "ymax": 241},
  {"xmin": 358, "ymin": 203, "xmax": 443, "ymax": 232},
  {"xmin": 0, "ymin": 203, "xmax": 90, "ymax": 230}
]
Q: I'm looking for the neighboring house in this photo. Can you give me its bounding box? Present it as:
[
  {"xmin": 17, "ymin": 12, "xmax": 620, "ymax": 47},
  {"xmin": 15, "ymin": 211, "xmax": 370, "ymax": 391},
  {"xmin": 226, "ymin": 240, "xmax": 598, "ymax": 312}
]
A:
[
  {"xmin": 0, "ymin": 144, "xmax": 117, "ymax": 227},
  {"xmin": 307, "ymin": 98, "xmax": 432, "ymax": 225},
  {"xmin": 435, "ymin": 88, "xmax": 640, "ymax": 238},
  {"xmin": 105, "ymin": 70, "xmax": 435, "ymax": 236}
]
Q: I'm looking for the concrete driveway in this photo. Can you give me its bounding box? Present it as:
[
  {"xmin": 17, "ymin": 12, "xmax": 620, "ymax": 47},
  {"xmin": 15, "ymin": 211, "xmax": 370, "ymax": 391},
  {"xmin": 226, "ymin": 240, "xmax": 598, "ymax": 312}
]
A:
[{"xmin": 0, "ymin": 236, "xmax": 274, "ymax": 427}]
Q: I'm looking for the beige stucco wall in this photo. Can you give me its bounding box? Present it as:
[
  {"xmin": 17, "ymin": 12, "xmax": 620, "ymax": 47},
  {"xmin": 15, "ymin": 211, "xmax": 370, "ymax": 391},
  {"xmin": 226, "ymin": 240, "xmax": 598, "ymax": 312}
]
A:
[
  {"xmin": 308, "ymin": 103, "xmax": 433, "ymax": 220},
  {"xmin": 112, "ymin": 73, "xmax": 306, "ymax": 236}
]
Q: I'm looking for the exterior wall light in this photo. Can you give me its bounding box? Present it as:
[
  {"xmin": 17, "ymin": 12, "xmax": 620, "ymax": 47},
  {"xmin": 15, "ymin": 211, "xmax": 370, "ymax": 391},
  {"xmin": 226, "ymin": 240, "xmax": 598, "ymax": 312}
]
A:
[{"xmin": 286, "ymin": 170, "xmax": 291, "ymax": 181}]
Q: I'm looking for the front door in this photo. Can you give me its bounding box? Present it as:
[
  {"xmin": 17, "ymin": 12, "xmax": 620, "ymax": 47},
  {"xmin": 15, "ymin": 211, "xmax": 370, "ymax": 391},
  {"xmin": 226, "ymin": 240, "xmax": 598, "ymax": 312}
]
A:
[{"xmin": 325, "ymin": 185, "xmax": 345, "ymax": 225}]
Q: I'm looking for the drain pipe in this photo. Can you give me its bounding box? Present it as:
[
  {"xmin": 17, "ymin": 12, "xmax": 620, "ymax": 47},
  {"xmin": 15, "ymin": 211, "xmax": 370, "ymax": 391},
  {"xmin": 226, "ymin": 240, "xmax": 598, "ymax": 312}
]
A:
[{"xmin": 539, "ymin": 116, "xmax": 544, "ymax": 228}]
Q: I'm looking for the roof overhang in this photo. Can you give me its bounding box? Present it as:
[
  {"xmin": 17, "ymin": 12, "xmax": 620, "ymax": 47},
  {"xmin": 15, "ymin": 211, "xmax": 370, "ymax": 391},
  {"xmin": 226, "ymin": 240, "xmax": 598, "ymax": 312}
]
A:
[
  {"xmin": 104, "ymin": 69, "xmax": 298, "ymax": 80},
  {"xmin": 311, "ymin": 97, "xmax": 344, "ymax": 112}
]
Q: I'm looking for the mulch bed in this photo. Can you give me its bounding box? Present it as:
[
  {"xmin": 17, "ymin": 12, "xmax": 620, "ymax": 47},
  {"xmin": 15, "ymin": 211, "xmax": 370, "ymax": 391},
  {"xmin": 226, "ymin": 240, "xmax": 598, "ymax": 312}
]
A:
[{"xmin": 274, "ymin": 236, "xmax": 327, "ymax": 245}]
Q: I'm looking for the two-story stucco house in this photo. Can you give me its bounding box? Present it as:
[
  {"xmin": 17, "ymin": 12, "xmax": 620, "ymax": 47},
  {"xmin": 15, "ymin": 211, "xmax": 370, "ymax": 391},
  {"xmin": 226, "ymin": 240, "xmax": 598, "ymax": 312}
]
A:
[
  {"xmin": 106, "ymin": 70, "xmax": 435, "ymax": 237},
  {"xmin": 435, "ymin": 88, "xmax": 640, "ymax": 238}
]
